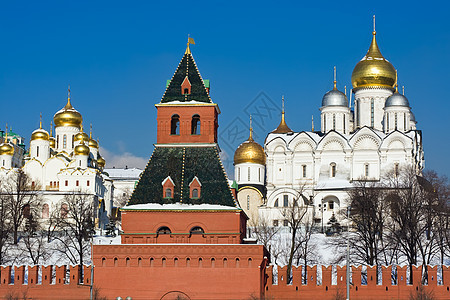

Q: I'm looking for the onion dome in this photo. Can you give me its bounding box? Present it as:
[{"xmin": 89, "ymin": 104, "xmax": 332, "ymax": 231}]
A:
[
  {"xmin": 0, "ymin": 128, "xmax": 14, "ymax": 156},
  {"xmin": 88, "ymin": 138, "xmax": 98, "ymax": 149},
  {"xmin": 272, "ymin": 96, "xmax": 293, "ymax": 134},
  {"xmin": 74, "ymin": 130, "xmax": 89, "ymax": 143},
  {"xmin": 351, "ymin": 30, "xmax": 396, "ymax": 90},
  {"xmin": 385, "ymin": 86, "xmax": 410, "ymax": 107},
  {"xmin": 31, "ymin": 128, "xmax": 49, "ymax": 141},
  {"xmin": 31, "ymin": 116, "xmax": 49, "ymax": 141},
  {"xmin": 97, "ymin": 154, "xmax": 105, "ymax": 168},
  {"xmin": 0, "ymin": 142, "xmax": 14, "ymax": 156},
  {"xmin": 74, "ymin": 140, "xmax": 90, "ymax": 156},
  {"xmin": 53, "ymin": 89, "xmax": 82, "ymax": 128},
  {"xmin": 322, "ymin": 70, "xmax": 348, "ymax": 107},
  {"xmin": 234, "ymin": 124, "xmax": 266, "ymax": 165}
]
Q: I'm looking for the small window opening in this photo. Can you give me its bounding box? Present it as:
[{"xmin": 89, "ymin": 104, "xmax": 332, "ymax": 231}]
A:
[
  {"xmin": 330, "ymin": 163, "xmax": 336, "ymax": 178},
  {"xmin": 190, "ymin": 226, "xmax": 204, "ymax": 235},
  {"xmin": 302, "ymin": 165, "xmax": 307, "ymax": 178},
  {"xmin": 171, "ymin": 114, "xmax": 180, "ymax": 135},
  {"xmin": 191, "ymin": 114, "xmax": 201, "ymax": 135},
  {"xmin": 165, "ymin": 188, "xmax": 172, "ymax": 198},
  {"xmin": 157, "ymin": 226, "xmax": 171, "ymax": 235},
  {"xmin": 283, "ymin": 195, "xmax": 288, "ymax": 207},
  {"xmin": 192, "ymin": 188, "xmax": 199, "ymax": 198}
]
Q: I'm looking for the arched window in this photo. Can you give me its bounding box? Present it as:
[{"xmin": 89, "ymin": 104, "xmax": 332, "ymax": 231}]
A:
[
  {"xmin": 190, "ymin": 226, "xmax": 204, "ymax": 235},
  {"xmin": 247, "ymin": 195, "xmax": 250, "ymax": 210},
  {"xmin": 171, "ymin": 114, "xmax": 180, "ymax": 135},
  {"xmin": 394, "ymin": 163, "xmax": 399, "ymax": 176},
  {"xmin": 192, "ymin": 188, "xmax": 199, "ymax": 198},
  {"xmin": 330, "ymin": 163, "xmax": 336, "ymax": 178},
  {"xmin": 56, "ymin": 135, "xmax": 59, "ymax": 148},
  {"xmin": 332, "ymin": 114, "xmax": 336, "ymax": 130},
  {"xmin": 248, "ymin": 167, "xmax": 250, "ymax": 181},
  {"xmin": 364, "ymin": 163, "xmax": 369, "ymax": 177},
  {"xmin": 165, "ymin": 188, "xmax": 172, "ymax": 198},
  {"xmin": 283, "ymin": 195, "xmax": 288, "ymax": 207},
  {"xmin": 63, "ymin": 135, "xmax": 67, "ymax": 148},
  {"xmin": 36, "ymin": 146, "xmax": 39, "ymax": 157},
  {"xmin": 302, "ymin": 165, "xmax": 307, "ymax": 178},
  {"xmin": 61, "ymin": 203, "xmax": 69, "ymax": 218},
  {"xmin": 191, "ymin": 114, "xmax": 201, "ymax": 135},
  {"xmin": 42, "ymin": 204, "xmax": 49, "ymax": 219},
  {"xmin": 157, "ymin": 226, "xmax": 171, "ymax": 235},
  {"xmin": 184, "ymin": 88, "xmax": 189, "ymax": 95},
  {"xmin": 274, "ymin": 199, "xmax": 278, "ymax": 207}
]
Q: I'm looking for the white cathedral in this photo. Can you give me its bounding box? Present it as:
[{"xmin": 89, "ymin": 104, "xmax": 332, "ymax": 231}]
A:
[
  {"xmin": 0, "ymin": 90, "xmax": 113, "ymax": 227},
  {"xmin": 234, "ymin": 28, "xmax": 424, "ymax": 228}
]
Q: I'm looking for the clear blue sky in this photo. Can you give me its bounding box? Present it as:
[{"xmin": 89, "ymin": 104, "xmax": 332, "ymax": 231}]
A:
[{"xmin": 0, "ymin": 1, "xmax": 449, "ymax": 178}]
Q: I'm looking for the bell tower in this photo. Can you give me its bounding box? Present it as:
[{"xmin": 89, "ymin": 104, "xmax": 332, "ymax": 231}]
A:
[{"xmin": 155, "ymin": 40, "xmax": 219, "ymax": 145}]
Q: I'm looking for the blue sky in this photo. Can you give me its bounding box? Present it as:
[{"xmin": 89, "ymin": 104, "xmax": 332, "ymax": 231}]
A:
[{"xmin": 0, "ymin": 1, "xmax": 449, "ymax": 178}]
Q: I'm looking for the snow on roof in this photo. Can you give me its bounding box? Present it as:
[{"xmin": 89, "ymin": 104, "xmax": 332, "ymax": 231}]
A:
[
  {"xmin": 104, "ymin": 168, "xmax": 143, "ymax": 179},
  {"xmin": 122, "ymin": 203, "xmax": 239, "ymax": 211}
]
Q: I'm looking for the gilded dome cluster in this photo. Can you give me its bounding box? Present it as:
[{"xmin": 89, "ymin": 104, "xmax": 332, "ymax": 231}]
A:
[
  {"xmin": 234, "ymin": 130, "xmax": 266, "ymax": 165},
  {"xmin": 351, "ymin": 31, "xmax": 397, "ymax": 90}
]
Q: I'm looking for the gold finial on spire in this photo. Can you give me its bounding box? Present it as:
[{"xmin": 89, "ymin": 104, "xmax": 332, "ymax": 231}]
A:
[
  {"xmin": 344, "ymin": 86, "xmax": 347, "ymax": 96},
  {"xmin": 39, "ymin": 113, "xmax": 42, "ymax": 129},
  {"xmin": 5, "ymin": 124, "xmax": 8, "ymax": 140},
  {"xmin": 50, "ymin": 121, "xmax": 53, "ymax": 136},
  {"xmin": 394, "ymin": 70, "xmax": 399, "ymax": 93},
  {"xmin": 248, "ymin": 115, "xmax": 254, "ymax": 141},
  {"xmin": 272, "ymin": 96, "xmax": 292, "ymax": 134},
  {"xmin": 402, "ymin": 86, "xmax": 405, "ymax": 95},
  {"xmin": 333, "ymin": 66, "xmax": 337, "ymax": 90},
  {"xmin": 311, "ymin": 115, "xmax": 314, "ymax": 132},
  {"xmin": 185, "ymin": 35, "xmax": 195, "ymax": 55},
  {"xmin": 373, "ymin": 14, "xmax": 376, "ymax": 35},
  {"xmin": 90, "ymin": 123, "xmax": 92, "ymax": 139},
  {"xmin": 65, "ymin": 84, "xmax": 73, "ymax": 109}
]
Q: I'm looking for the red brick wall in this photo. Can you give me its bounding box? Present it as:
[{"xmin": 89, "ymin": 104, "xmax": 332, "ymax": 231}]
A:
[{"xmin": 156, "ymin": 104, "xmax": 218, "ymax": 144}]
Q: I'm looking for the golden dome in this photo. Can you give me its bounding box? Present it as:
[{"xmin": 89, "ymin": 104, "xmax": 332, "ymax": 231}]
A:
[
  {"xmin": 74, "ymin": 131, "xmax": 89, "ymax": 143},
  {"xmin": 53, "ymin": 96, "xmax": 83, "ymax": 128},
  {"xmin": 97, "ymin": 154, "xmax": 105, "ymax": 168},
  {"xmin": 0, "ymin": 143, "xmax": 14, "ymax": 156},
  {"xmin": 49, "ymin": 137, "xmax": 56, "ymax": 148},
  {"xmin": 74, "ymin": 141, "xmax": 90, "ymax": 156},
  {"xmin": 351, "ymin": 31, "xmax": 397, "ymax": 90},
  {"xmin": 88, "ymin": 138, "xmax": 98, "ymax": 149},
  {"xmin": 234, "ymin": 129, "xmax": 265, "ymax": 165},
  {"xmin": 31, "ymin": 128, "xmax": 49, "ymax": 141}
]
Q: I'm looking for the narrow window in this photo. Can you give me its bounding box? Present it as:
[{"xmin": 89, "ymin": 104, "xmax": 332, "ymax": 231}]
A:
[
  {"xmin": 65, "ymin": 180, "xmax": 68, "ymax": 186},
  {"xmin": 191, "ymin": 114, "xmax": 201, "ymax": 135},
  {"xmin": 76, "ymin": 180, "xmax": 79, "ymax": 187},
  {"xmin": 324, "ymin": 114, "xmax": 327, "ymax": 131},
  {"xmin": 192, "ymin": 188, "xmax": 198, "ymax": 198},
  {"xmin": 333, "ymin": 114, "xmax": 336, "ymax": 130},
  {"xmin": 343, "ymin": 114, "xmax": 346, "ymax": 133},
  {"xmin": 248, "ymin": 167, "xmax": 251, "ymax": 181},
  {"xmin": 394, "ymin": 163, "xmax": 399, "ymax": 176},
  {"xmin": 63, "ymin": 135, "xmax": 67, "ymax": 148},
  {"xmin": 302, "ymin": 165, "xmax": 307, "ymax": 178},
  {"xmin": 247, "ymin": 195, "xmax": 250, "ymax": 210},
  {"xmin": 274, "ymin": 199, "xmax": 278, "ymax": 207},
  {"xmin": 365, "ymin": 163, "xmax": 369, "ymax": 177},
  {"xmin": 238, "ymin": 167, "xmax": 240, "ymax": 181},
  {"xmin": 273, "ymin": 220, "xmax": 278, "ymax": 226},
  {"xmin": 395, "ymin": 113, "xmax": 398, "ymax": 130},
  {"xmin": 56, "ymin": 135, "xmax": 59, "ymax": 148},
  {"xmin": 71, "ymin": 137, "xmax": 74, "ymax": 149},
  {"xmin": 171, "ymin": 114, "xmax": 180, "ymax": 135},
  {"xmin": 87, "ymin": 180, "xmax": 90, "ymax": 187},
  {"xmin": 258, "ymin": 168, "xmax": 261, "ymax": 182},
  {"xmin": 371, "ymin": 98, "xmax": 374, "ymax": 127},
  {"xmin": 404, "ymin": 113, "xmax": 406, "ymax": 130},
  {"xmin": 283, "ymin": 195, "xmax": 288, "ymax": 207},
  {"xmin": 386, "ymin": 114, "xmax": 390, "ymax": 132},
  {"xmin": 37, "ymin": 146, "xmax": 39, "ymax": 157},
  {"xmin": 165, "ymin": 188, "xmax": 172, "ymax": 198},
  {"xmin": 330, "ymin": 163, "xmax": 336, "ymax": 178},
  {"xmin": 183, "ymin": 88, "xmax": 189, "ymax": 95},
  {"xmin": 328, "ymin": 201, "xmax": 334, "ymax": 210},
  {"xmin": 283, "ymin": 220, "xmax": 289, "ymax": 227}
]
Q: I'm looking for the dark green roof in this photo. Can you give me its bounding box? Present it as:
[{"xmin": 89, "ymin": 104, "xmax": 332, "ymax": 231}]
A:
[
  {"xmin": 128, "ymin": 146, "xmax": 237, "ymax": 207},
  {"xmin": 160, "ymin": 52, "xmax": 212, "ymax": 103}
]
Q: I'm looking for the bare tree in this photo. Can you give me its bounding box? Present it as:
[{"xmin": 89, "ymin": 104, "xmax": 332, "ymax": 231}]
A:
[
  {"xmin": 1, "ymin": 169, "xmax": 40, "ymax": 244},
  {"xmin": 280, "ymin": 192, "xmax": 309, "ymax": 282},
  {"xmin": 19, "ymin": 212, "xmax": 50, "ymax": 265},
  {"xmin": 49, "ymin": 192, "xmax": 94, "ymax": 281},
  {"xmin": 0, "ymin": 182, "xmax": 11, "ymax": 264},
  {"xmin": 294, "ymin": 214, "xmax": 316, "ymax": 284},
  {"xmin": 347, "ymin": 180, "xmax": 388, "ymax": 266},
  {"xmin": 249, "ymin": 214, "xmax": 280, "ymax": 252}
]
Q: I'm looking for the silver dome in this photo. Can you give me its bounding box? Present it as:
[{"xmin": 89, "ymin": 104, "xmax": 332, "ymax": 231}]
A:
[
  {"xmin": 321, "ymin": 89, "xmax": 348, "ymax": 107},
  {"xmin": 385, "ymin": 93, "xmax": 410, "ymax": 107}
]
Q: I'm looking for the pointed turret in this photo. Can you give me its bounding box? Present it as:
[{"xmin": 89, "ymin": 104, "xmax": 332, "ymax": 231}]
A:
[
  {"xmin": 272, "ymin": 96, "xmax": 292, "ymax": 134},
  {"xmin": 160, "ymin": 40, "xmax": 211, "ymax": 103}
]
